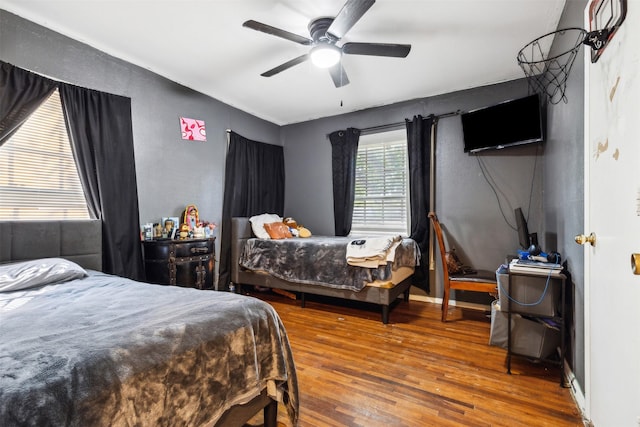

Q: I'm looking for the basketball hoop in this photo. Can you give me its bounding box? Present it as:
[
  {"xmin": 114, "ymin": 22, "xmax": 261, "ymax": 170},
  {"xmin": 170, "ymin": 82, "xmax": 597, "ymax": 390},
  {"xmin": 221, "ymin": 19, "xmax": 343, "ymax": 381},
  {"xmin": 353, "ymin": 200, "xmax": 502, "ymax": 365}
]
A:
[{"xmin": 517, "ymin": 28, "xmax": 587, "ymax": 104}]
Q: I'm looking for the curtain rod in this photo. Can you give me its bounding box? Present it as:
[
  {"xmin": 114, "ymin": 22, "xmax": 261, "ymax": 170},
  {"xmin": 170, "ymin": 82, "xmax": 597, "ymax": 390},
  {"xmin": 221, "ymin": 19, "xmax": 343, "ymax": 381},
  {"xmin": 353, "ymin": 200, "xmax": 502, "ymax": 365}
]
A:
[{"xmin": 359, "ymin": 110, "xmax": 461, "ymax": 134}]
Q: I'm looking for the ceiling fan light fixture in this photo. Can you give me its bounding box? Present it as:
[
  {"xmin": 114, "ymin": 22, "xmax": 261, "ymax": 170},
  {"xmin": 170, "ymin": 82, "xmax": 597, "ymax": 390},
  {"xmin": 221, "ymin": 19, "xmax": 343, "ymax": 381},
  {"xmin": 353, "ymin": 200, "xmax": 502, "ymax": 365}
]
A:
[{"xmin": 310, "ymin": 44, "xmax": 341, "ymax": 68}]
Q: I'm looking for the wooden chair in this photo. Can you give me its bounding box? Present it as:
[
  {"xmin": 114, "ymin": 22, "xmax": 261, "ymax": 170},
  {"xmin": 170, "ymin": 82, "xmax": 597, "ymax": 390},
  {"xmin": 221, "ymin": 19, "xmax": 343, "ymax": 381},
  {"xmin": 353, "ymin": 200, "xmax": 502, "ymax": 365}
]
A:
[{"xmin": 428, "ymin": 212, "xmax": 497, "ymax": 322}]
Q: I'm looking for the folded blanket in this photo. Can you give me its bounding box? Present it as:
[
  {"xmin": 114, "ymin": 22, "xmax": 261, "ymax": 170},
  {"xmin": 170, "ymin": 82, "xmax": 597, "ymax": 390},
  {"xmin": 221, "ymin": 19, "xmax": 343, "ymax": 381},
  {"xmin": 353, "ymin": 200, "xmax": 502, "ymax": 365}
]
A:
[{"xmin": 346, "ymin": 235, "xmax": 402, "ymax": 267}]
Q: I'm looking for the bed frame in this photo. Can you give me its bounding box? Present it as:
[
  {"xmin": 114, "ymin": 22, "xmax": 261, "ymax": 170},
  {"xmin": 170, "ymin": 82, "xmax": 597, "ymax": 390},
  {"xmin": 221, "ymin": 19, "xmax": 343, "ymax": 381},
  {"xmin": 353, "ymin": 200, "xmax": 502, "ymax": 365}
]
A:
[
  {"xmin": 0, "ymin": 219, "xmax": 278, "ymax": 427},
  {"xmin": 230, "ymin": 217, "xmax": 413, "ymax": 324},
  {"xmin": 0, "ymin": 220, "xmax": 103, "ymax": 271}
]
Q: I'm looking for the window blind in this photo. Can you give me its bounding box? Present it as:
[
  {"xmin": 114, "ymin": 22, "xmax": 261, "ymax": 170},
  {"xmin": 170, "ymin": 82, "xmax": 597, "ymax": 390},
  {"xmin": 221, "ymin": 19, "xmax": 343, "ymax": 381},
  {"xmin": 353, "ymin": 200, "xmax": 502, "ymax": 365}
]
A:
[
  {"xmin": 0, "ymin": 89, "xmax": 90, "ymax": 220},
  {"xmin": 351, "ymin": 130, "xmax": 409, "ymax": 235}
]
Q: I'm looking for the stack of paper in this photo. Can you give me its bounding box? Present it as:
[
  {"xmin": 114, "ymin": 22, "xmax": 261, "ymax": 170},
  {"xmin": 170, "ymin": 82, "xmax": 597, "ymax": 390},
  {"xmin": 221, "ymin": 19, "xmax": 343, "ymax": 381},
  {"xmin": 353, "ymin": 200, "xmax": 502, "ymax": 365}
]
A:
[{"xmin": 509, "ymin": 258, "xmax": 563, "ymax": 275}]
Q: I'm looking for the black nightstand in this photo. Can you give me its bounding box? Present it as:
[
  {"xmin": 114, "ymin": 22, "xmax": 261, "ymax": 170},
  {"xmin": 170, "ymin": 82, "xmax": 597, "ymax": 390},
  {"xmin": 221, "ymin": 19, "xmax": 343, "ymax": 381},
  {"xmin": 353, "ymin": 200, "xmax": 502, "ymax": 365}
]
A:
[{"xmin": 142, "ymin": 238, "xmax": 215, "ymax": 290}]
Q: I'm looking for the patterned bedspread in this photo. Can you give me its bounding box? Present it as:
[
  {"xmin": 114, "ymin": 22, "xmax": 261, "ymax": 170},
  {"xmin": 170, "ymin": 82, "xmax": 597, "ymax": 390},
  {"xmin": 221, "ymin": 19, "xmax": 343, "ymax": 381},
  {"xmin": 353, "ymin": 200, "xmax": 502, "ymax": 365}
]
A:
[
  {"xmin": 0, "ymin": 271, "xmax": 298, "ymax": 426},
  {"xmin": 238, "ymin": 236, "xmax": 420, "ymax": 291}
]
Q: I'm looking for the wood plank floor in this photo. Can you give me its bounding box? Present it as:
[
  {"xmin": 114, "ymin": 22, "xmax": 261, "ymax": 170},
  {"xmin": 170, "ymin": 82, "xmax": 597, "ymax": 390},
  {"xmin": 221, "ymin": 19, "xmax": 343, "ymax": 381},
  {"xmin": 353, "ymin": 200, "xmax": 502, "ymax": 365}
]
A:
[{"xmin": 246, "ymin": 290, "xmax": 584, "ymax": 427}]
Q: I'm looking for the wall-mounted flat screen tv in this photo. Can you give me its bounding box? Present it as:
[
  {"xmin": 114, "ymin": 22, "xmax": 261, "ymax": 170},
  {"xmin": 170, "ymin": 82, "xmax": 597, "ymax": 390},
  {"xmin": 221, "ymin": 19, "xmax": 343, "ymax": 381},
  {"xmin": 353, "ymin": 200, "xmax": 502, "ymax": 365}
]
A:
[{"xmin": 461, "ymin": 93, "xmax": 544, "ymax": 153}]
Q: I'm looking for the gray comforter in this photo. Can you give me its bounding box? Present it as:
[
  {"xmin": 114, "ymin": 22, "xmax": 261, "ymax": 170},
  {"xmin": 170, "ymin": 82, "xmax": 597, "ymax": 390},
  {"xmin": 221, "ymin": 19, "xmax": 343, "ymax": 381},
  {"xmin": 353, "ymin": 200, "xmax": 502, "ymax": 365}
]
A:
[
  {"xmin": 0, "ymin": 271, "xmax": 298, "ymax": 426},
  {"xmin": 238, "ymin": 236, "xmax": 420, "ymax": 291}
]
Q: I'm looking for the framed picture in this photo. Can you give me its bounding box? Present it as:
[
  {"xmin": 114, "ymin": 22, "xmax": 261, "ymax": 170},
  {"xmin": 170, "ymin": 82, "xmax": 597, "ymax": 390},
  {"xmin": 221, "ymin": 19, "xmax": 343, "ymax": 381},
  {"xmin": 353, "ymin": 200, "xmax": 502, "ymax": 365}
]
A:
[
  {"xmin": 161, "ymin": 216, "xmax": 180, "ymax": 239},
  {"xmin": 180, "ymin": 117, "xmax": 206, "ymax": 141}
]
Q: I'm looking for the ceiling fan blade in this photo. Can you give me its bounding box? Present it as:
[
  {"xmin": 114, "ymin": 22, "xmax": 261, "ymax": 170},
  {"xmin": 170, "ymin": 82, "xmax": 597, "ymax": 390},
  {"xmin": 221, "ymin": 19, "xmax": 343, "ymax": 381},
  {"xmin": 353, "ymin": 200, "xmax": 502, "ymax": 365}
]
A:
[
  {"xmin": 261, "ymin": 54, "xmax": 310, "ymax": 77},
  {"xmin": 342, "ymin": 42, "xmax": 411, "ymax": 57},
  {"xmin": 328, "ymin": 62, "xmax": 350, "ymax": 88},
  {"xmin": 327, "ymin": 0, "xmax": 376, "ymax": 41},
  {"xmin": 243, "ymin": 20, "xmax": 313, "ymax": 45}
]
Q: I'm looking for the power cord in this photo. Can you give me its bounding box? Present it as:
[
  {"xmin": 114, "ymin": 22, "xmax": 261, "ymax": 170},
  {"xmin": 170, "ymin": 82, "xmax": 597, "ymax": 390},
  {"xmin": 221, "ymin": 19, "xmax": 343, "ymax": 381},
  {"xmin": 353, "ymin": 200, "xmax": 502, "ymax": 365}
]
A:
[
  {"xmin": 476, "ymin": 155, "xmax": 517, "ymax": 230},
  {"xmin": 474, "ymin": 143, "xmax": 541, "ymax": 230},
  {"xmin": 499, "ymin": 263, "xmax": 553, "ymax": 307},
  {"xmin": 525, "ymin": 143, "xmax": 541, "ymax": 222}
]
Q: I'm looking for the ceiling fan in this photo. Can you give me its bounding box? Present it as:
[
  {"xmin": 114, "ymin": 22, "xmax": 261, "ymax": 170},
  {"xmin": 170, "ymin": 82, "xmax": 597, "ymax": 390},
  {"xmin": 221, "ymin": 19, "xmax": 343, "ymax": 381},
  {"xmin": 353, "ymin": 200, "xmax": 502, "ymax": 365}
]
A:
[{"xmin": 243, "ymin": 0, "xmax": 411, "ymax": 88}]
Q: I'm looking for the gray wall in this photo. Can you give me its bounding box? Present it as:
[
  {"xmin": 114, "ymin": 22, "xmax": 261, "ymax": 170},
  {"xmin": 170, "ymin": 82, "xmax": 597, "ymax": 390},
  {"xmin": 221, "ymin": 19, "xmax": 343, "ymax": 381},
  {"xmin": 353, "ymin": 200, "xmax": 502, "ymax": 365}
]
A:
[
  {"xmin": 544, "ymin": 0, "xmax": 587, "ymax": 395},
  {"xmin": 0, "ymin": 9, "xmax": 281, "ymax": 279},
  {"xmin": 2, "ymin": 3, "xmax": 585, "ymax": 391},
  {"xmin": 280, "ymin": 0, "xmax": 586, "ymax": 389},
  {"xmin": 281, "ymin": 80, "xmax": 543, "ymax": 304},
  {"xmin": 280, "ymin": 0, "xmax": 587, "ymax": 392}
]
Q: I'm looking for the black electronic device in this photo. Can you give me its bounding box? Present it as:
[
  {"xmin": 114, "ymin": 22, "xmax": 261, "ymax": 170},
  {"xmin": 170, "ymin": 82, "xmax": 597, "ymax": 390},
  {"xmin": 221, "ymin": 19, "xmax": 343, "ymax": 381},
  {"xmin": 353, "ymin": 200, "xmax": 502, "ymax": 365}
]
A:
[
  {"xmin": 547, "ymin": 251, "xmax": 562, "ymax": 264},
  {"xmin": 461, "ymin": 93, "xmax": 544, "ymax": 153},
  {"xmin": 515, "ymin": 207, "xmax": 539, "ymax": 250}
]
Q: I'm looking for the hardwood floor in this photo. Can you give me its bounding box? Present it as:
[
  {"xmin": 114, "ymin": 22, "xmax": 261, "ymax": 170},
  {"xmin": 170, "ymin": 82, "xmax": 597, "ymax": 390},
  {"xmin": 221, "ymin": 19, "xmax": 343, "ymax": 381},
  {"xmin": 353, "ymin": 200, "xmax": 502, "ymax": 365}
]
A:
[{"xmin": 247, "ymin": 290, "xmax": 584, "ymax": 427}]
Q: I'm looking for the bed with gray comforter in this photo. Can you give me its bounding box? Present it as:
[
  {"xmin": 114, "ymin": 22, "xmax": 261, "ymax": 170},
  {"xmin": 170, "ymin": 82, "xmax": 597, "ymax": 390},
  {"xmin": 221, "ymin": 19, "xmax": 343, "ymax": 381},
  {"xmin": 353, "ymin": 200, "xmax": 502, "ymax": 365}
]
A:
[
  {"xmin": 0, "ymin": 220, "xmax": 298, "ymax": 427},
  {"xmin": 231, "ymin": 217, "xmax": 420, "ymax": 324}
]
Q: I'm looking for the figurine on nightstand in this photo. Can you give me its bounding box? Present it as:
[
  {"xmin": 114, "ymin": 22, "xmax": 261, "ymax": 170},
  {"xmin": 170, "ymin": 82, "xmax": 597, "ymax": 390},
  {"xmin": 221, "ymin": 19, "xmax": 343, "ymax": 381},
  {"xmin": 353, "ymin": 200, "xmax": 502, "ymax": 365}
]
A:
[
  {"xmin": 163, "ymin": 218, "xmax": 176, "ymax": 238},
  {"xmin": 153, "ymin": 223, "xmax": 162, "ymax": 238},
  {"xmin": 179, "ymin": 223, "xmax": 190, "ymax": 240},
  {"xmin": 203, "ymin": 221, "xmax": 217, "ymax": 238},
  {"xmin": 193, "ymin": 222, "xmax": 205, "ymax": 239},
  {"xmin": 182, "ymin": 205, "xmax": 199, "ymax": 232}
]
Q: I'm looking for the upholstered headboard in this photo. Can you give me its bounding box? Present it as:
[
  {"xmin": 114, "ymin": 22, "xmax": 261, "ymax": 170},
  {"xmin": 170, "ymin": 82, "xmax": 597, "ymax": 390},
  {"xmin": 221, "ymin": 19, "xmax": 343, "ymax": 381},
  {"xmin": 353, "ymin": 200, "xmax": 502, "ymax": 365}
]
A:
[
  {"xmin": 0, "ymin": 220, "xmax": 103, "ymax": 271},
  {"xmin": 230, "ymin": 217, "xmax": 254, "ymax": 284}
]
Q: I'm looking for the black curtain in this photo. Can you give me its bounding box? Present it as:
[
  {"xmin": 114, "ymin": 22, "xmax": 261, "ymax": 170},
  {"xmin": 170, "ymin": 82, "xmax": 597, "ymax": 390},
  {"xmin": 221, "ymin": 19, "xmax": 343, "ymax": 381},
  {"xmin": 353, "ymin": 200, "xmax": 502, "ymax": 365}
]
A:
[
  {"xmin": 0, "ymin": 61, "xmax": 144, "ymax": 280},
  {"xmin": 218, "ymin": 131, "xmax": 285, "ymax": 289},
  {"xmin": 59, "ymin": 84, "xmax": 144, "ymax": 280},
  {"xmin": 329, "ymin": 127, "xmax": 360, "ymax": 236},
  {"xmin": 0, "ymin": 61, "xmax": 56, "ymax": 144},
  {"xmin": 406, "ymin": 115, "xmax": 435, "ymax": 293}
]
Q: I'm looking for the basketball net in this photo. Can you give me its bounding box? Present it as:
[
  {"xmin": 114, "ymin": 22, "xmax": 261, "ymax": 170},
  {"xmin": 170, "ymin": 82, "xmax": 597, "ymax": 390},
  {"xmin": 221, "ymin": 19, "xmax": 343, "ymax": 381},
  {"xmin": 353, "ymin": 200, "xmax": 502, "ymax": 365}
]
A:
[{"xmin": 517, "ymin": 28, "xmax": 587, "ymax": 104}]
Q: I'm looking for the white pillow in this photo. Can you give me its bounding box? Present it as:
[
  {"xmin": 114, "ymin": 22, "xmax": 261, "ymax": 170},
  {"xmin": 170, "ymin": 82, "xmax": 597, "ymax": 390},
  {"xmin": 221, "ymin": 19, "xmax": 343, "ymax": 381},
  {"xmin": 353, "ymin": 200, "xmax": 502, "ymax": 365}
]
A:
[
  {"xmin": 0, "ymin": 258, "xmax": 88, "ymax": 293},
  {"xmin": 249, "ymin": 213, "xmax": 282, "ymax": 239}
]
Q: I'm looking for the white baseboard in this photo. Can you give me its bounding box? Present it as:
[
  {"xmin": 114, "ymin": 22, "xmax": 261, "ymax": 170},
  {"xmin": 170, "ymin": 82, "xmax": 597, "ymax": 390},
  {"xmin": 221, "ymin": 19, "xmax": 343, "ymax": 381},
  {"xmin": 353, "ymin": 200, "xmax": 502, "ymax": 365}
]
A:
[
  {"xmin": 408, "ymin": 294, "xmax": 490, "ymax": 312},
  {"xmin": 564, "ymin": 360, "xmax": 589, "ymax": 425},
  {"xmin": 407, "ymin": 294, "xmax": 438, "ymax": 304}
]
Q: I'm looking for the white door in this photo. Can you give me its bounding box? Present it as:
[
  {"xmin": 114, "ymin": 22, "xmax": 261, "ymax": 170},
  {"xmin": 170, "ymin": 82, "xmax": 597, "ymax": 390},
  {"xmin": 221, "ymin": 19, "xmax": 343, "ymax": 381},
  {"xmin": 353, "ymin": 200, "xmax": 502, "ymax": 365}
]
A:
[{"xmin": 584, "ymin": 2, "xmax": 640, "ymax": 425}]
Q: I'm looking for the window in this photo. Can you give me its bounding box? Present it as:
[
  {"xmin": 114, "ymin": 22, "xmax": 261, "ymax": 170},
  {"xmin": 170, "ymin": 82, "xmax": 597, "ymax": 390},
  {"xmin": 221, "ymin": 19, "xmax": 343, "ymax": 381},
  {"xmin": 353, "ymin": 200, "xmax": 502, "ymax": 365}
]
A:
[
  {"xmin": 351, "ymin": 128, "xmax": 410, "ymax": 236},
  {"xmin": 0, "ymin": 89, "xmax": 90, "ymax": 220}
]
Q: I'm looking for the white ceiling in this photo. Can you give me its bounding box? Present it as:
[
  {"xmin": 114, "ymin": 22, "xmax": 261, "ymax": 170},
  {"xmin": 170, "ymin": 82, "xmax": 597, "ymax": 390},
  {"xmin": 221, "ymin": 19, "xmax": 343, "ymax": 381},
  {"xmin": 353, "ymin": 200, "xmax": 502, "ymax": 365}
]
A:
[{"xmin": 0, "ymin": 0, "xmax": 566, "ymax": 125}]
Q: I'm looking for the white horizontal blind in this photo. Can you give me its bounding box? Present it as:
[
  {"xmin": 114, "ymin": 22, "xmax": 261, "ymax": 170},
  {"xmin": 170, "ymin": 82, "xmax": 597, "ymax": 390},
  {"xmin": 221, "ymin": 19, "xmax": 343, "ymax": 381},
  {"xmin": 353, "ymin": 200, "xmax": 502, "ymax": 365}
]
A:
[
  {"xmin": 0, "ymin": 89, "xmax": 90, "ymax": 220},
  {"xmin": 351, "ymin": 129, "xmax": 409, "ymax": 236}
]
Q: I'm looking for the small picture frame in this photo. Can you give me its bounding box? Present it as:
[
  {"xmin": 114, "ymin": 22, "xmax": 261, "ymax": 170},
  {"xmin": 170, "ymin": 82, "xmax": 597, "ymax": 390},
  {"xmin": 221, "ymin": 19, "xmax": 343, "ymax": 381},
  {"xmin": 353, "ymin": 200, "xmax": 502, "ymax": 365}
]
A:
[
  {"xmin": 180, "ymin": 117, "xmax": 207, "ymax": 141},
  {"xmin": 161, "ymin": 216, "xmax": 180, "ymax": 239}
]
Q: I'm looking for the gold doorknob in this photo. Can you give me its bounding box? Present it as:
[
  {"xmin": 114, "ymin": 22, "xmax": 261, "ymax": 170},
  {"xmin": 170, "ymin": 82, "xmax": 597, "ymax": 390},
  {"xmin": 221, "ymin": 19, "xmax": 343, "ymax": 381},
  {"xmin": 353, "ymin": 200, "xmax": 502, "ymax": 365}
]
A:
[
  {"xmin": 632, "ymin": 254, "xmax": 640, "ymax": 275},
  {"xmin": 575, "ymin": 232, "xmax": 596, "ymax": 246}
]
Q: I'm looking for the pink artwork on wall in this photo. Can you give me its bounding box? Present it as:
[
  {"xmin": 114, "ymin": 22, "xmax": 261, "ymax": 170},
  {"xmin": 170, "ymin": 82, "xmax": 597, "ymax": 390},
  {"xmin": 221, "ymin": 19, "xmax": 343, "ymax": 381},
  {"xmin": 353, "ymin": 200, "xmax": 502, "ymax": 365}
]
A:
[{"xmin": 180, "ymin": 117, "xmax": 206, "ymax": 141}]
